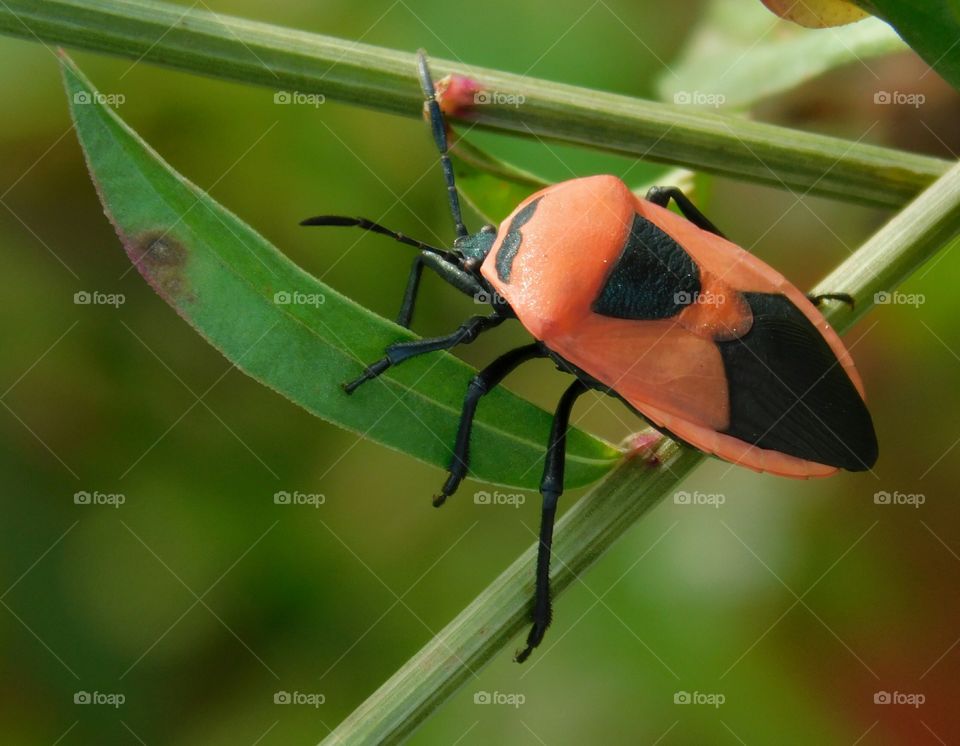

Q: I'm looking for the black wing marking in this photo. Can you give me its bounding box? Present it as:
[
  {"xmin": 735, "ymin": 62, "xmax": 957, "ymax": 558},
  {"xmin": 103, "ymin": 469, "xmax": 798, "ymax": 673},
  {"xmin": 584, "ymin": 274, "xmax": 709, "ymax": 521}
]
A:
[
  {"xmin": 717, "ymin": 292, "xmax": 877, "ymax": 471},
  {"xmin": 495, "ymin": 197, "xmax": 542, "ymax": 282},
  {"xmin": 592, "ymin": 213, "xmax": 700, "ymax": 320}
]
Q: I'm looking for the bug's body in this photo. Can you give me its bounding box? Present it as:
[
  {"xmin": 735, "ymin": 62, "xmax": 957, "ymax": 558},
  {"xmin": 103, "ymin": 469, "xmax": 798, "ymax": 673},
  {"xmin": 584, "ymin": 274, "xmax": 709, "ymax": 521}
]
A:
[
  {"xmin": 485, "ymin": 175, "xmax": 876, "ymax": 478},
  {"xmin": 302, "ymin": 50, "xmax": 878, "ymax": 663}
]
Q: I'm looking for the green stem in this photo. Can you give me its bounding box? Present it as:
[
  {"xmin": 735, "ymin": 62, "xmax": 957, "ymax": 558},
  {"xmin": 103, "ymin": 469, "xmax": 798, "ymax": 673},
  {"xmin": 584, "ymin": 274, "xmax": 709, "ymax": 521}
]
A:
[
  {"xmin": 0, "ymin": 0, "xmax": 949, "ymax": 208},
  {"xmin": 321, "ymin": 161, "xmax": 960, "ymax": 745}
]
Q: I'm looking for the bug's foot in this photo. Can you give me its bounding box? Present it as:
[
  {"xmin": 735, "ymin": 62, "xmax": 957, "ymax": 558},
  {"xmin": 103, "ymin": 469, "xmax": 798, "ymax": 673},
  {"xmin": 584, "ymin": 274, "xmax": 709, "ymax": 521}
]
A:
[
  {"xmin": 432, "ymin": 473, "xmax": 460, "ymax": 508},
  {"xmin": 342, "ymin": 358, "xmax": 391, "ymax": 394},
  {"xmin": 514, "ymin": 621, "xmax": 547, "ymax": 664},
  {"xmin": 808, "ymin": 292, "xmax": 855, "ymax": 309}
]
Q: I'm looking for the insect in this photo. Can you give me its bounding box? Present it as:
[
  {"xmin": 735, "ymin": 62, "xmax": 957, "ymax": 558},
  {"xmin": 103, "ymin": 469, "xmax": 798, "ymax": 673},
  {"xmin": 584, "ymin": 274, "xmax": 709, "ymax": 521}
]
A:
[{"xmin": 302, "ymin": 51, "xmax": 878, "ymax": 663}]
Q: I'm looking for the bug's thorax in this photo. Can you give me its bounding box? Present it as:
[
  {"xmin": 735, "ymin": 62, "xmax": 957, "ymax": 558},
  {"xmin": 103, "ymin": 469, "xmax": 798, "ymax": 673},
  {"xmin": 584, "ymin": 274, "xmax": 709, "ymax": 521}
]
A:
[{"xmin": 480, "ymin": 175, "xmax": 635, "ymax": 339}]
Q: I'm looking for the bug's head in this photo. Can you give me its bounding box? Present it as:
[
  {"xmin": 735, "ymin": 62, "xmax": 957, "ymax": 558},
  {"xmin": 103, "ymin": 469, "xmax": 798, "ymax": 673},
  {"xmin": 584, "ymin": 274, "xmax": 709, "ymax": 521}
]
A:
[{"xmin": 453, "ymin": 224, "xmax": 497, "ymax": 271}]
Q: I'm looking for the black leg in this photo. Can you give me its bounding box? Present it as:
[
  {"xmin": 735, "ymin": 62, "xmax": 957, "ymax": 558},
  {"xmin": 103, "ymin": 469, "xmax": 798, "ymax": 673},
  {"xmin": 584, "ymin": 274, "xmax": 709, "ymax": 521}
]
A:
[
  {"xmin": 808, "ymin": 292, "xmax": 855, "ymax": 309},
  {"xmin": 645, "ymin": 186, "xmax": 726, "ymax": 238},
  {"xmin": 397, "ymin": 255, "xmax": 425, "ymax": 328},
  {"xmin": 434, "ymin": 343, "xmax": 545, "ymax": 507},
  {"xmin": 396, "ymin": 251, "xmax": 491, "ymax": 329},
  {"xmin": 299, "ymin": 216, "xmax": 455, "ymax": 327},
  {"xmin": 343, "ymin": 314, "xmax": 505, "ymax": 394},
  {"xmin": 515, "ymin": 378, "xmax": 591, "ymax": 664},
  {"xmin": 417, "ymin": 50, "xmax": 468, "ymax": 239}
]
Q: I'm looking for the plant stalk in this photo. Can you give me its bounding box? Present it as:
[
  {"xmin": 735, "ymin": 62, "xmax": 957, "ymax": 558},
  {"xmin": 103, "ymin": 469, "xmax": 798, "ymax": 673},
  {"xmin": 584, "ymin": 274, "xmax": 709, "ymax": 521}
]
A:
[{"xmin": 0, "ymin": 0, "xmax": 949, "ymax": 208}]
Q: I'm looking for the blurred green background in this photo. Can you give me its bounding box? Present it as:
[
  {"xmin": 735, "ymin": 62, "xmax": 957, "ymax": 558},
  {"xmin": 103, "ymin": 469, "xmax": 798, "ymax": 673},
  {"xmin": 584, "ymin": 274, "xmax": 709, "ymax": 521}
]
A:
[{"xmin": 1, "ymin": 0, "xmax": 959, "ymax": 743}]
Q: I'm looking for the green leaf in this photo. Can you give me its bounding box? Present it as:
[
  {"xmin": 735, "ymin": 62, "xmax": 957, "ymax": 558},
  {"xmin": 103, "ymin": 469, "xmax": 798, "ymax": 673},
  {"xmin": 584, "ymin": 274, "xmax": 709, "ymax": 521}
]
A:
[
  {"xmin": 60, "ymin": 54, "xmax": 620, "ymax": 490},
  {"xmin": 860, "ymin": 1, "xmax": 960, "ymax": 92},
  {"xmin": 660, "ymin": 0, "xmax": 906, "ymax": 109}
]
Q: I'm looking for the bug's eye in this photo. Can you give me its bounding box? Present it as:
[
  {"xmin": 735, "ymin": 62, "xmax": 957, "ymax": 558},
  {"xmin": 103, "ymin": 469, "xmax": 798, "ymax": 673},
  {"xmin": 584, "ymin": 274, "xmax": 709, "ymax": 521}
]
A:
[{"xmin": 480, "ymin": 224, "xmax": 496, "ymax": 234}]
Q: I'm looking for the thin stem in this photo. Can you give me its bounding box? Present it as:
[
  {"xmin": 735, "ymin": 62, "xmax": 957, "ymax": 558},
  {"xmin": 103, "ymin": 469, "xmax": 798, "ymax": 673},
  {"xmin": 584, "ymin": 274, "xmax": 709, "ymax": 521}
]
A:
[
  {"xmin": 320, "ymin": 161, "xmax": 960, "ymax": 745},
  {"xmin": 0, "ymin": 0, "xmax": 949, "ymax": 208}
]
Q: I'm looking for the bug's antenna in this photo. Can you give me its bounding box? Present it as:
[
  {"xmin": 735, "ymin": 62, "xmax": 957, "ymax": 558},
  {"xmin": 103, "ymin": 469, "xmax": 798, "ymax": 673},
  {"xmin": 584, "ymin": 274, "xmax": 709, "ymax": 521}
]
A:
[
  {"xmin": 300, "ymin": 215, "xmax": 448, "ymax": 256},
  {"xmin": 416, "ymin": 49, "xmax": 468, "ymax": 239}
]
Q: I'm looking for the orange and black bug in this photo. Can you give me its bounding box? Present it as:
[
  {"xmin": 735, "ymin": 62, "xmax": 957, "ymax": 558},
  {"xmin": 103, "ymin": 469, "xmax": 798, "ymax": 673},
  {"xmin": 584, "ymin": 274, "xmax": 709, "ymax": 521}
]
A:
[{"xmin": 302, "ymin": 51, "xmax": 878, "ymax": 662}]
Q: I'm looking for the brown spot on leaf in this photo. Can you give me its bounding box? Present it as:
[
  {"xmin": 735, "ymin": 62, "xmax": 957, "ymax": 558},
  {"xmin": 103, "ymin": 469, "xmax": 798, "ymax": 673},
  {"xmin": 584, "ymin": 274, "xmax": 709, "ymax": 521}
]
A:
[{"xmin": 126, "ymin": 231, "xmax": 193, "ymax": 304}]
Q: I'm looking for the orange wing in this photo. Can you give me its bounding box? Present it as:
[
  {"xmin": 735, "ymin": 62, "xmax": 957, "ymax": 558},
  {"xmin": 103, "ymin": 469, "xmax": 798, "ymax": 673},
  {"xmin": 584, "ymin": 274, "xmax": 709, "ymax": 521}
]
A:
[{"xmin": 540, "ymin": 199, "xmax": 870, "ymax": 478}]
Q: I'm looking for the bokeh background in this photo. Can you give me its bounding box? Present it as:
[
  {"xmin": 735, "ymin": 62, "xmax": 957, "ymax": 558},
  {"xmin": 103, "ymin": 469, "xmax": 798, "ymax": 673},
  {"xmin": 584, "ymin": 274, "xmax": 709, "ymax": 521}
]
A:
[{"xmin": 1, "ymin": 0, "xmax": 959, "ymax": 743}]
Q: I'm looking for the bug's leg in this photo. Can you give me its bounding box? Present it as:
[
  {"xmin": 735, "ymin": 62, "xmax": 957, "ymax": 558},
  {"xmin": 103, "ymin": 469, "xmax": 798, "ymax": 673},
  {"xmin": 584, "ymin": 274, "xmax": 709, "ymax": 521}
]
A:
[
  {"xmin": 396, "ymin": 251, "xmax": 491, "ymax": 329},
  {"xmin": 644, "ymin": 186, "xmax": 726, "ymax": 238},
  {"xmin": 515, "ymin": 378, "xmax": 590, "ymax": 664},
  {"xmin": 808, "ymin": 292, "xmax": 855, "ymax": 309},
  {"xmin": 397, "ymin": 255, "xmax": 426, "ymax": 328},
  {"xmin": 435, "ymin": 343, "xmax": 545, "ymax": 507},
  {"xmin": 300, "ymin": 217, "xmax": 451, "ymax": 328},
  {"xmin": 344, "ymin": 313, "xmax": 505, "ymax": 394},
  {"xmin": 417, "ymin": 49, "xmax": 468, "ymax": 239}
]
